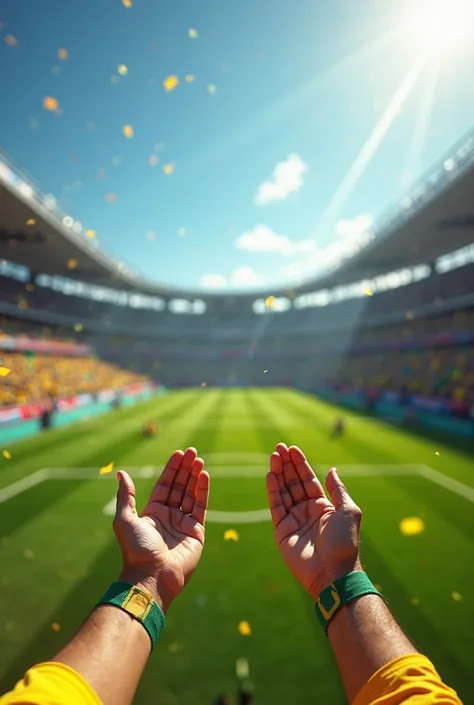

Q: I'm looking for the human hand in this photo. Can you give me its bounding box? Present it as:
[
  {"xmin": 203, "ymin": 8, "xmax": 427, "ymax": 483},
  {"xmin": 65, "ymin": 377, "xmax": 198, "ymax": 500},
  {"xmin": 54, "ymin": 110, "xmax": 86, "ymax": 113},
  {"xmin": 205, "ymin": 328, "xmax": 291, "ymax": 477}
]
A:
[
  {"xmin": 266, "ymin": 443, "xmax": 362, "ymax": 601},
  {"xmin": 113, "ymin": 447, "xmax": 210, "ymax": 613}
]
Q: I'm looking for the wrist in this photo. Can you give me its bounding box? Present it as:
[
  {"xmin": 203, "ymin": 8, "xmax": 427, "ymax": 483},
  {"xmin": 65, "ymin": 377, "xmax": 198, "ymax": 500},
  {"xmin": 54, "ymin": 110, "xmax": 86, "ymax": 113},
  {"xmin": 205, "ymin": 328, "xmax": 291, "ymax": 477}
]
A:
[
  {"xmin": 310, "ymin": 558, "xmax": 363, "ymax": 601},
  {"xmin": 119, "ymin": 568, "xmax": 173, "ymax": 615}
]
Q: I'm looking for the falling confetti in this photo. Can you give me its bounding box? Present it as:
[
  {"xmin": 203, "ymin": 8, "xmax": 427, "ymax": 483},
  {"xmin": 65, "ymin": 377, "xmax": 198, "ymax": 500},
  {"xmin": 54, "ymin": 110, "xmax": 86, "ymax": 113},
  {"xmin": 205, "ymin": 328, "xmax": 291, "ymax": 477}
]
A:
[
  {"xmin": 51, "ymin": 622, "xmax": 61, "ymax": 632},
  {"xmin": 263, "ymin": 370, "xmax": 268, "ymax": 374},
  {"xmin": 451, "ymin": 591, "xmax": 462, "ymax": 602},
  {"xmin": 185, "ymin": 75, "xmax": 195, "ymax": 83},
  {"xmin": 58, "ymin": 48, "xmax": 68, "ymax": 60},
  {"xmin": 0, "ymin": 368, "xmax": 11, "ymax": 377},
  {"xmin": 118, "ymin": 64, "xmax": 128, "ymax": 76},
  {"xmin": 163, "ymin": 164, "xmax": 174, "ymax": 175},
  {"xmin": 265, "ymin": 296, "xmax": 275, "ymax": 308},
  {"xmin": 99, "ymin": 461, "xmax": 115, "ymax": 475},
  {"xmin": 26, "ymin": 218, "xmax": 36, "ymax": 226},
  {"xmin": 148, "ymin": 154, "xmax": 158, "ymax": 166},
  {"xmin": 105, "ymin": 193, "xmax": 117, "ymax": 203},
  {"xmin": 399, "ymin": 517, "xmax": 425, "ymax": 536},
  {"xmin": 2, "ymin": 450, "xmax": 12, "ymax": 460},
  {"xmin": 207, "ymin": 84, "xmax": 217, "ymax": 95},
  {"xmin": 364, "ymin": 288, "xmax": 374, "ymax": 296},
  {"xmin": 178, "ymin": 227, "xmax": 187, "ymax": 237},
  {"xmin": 122, "ymin": 125, "xmax": 134, "ymax": 139},
  {"xmin": 163, "ymin": 75, "xmax": 179, "ymax": 92},
  {"xmin": 85, "ymin": 230, "xmax": 95, "ymax": 239},
  {"xmin": 122, "ymin": 0, "xmax": 132, "ymax": 6},
  {"xmin": 188, "ymin": 28, "xmax": 198, "ymax": 38},
  {"xmin": 23, "ymin": 549, "xmax": 34, "ymax": 559},
  {"xmin": 74, "ymin": 323, "xmax": 84, "ymax": 332},
  {"xmin": 110, "ymin": 75, "xmax": 120, "ymax": 85},
  {"xmin": 5, "ymin": 34, "xmax": 18, "ymax": 47},
  {"xmin": 238, "ymin": 621, "xmax": 252, "ymax": 636},
  {"xmin": 411, "ymin": 597, "xmax": 420, "ymax": 606},
  {"xmin": 43, "ymin": 96, "xmax": 59, "ymax": 112},
  {"xmin": 236, "ymin": 658, "xmax": 249, "ymax": 679},
  {"xmin": 435, "ymin": 451, "xmax": 440, "ymax": 456},
  {"xmin": 201, "ymin": 382, "xmax": 207, "ymax": 387},
  {"xmin": 67, "ymin": 259, "xmax": 78, "ymax": 270},
  {"xmin": 224, "ymin": 529, "xmax": 239, "ymax": 541}
]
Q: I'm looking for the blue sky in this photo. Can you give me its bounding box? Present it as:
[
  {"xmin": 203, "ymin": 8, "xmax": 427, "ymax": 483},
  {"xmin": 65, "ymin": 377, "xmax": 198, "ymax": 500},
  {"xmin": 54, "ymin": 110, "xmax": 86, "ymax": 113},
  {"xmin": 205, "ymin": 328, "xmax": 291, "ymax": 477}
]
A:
[{"xmin": 1, "ymin": 0, "xmax": 473, "ymax": 292}]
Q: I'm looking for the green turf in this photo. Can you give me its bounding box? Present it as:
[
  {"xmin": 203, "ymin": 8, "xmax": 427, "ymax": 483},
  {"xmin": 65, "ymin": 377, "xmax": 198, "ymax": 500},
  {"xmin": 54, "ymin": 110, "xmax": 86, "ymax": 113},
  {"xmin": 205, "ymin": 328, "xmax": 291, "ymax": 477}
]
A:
[{"xmin": 0, "ymin": 388, "xmax": 473, "ymax": 704}]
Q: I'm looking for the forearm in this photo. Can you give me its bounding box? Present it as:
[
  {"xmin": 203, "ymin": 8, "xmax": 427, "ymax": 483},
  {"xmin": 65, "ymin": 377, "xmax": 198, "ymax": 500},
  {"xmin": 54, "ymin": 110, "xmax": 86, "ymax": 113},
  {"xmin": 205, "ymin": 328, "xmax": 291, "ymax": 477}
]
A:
[
  {"xmin": 52, "ymin": 573, "xmax": 168, "ymax": 705},
  {"xmin": 327, "ymin": 591, "xmax": 417, "ymax": 703}
]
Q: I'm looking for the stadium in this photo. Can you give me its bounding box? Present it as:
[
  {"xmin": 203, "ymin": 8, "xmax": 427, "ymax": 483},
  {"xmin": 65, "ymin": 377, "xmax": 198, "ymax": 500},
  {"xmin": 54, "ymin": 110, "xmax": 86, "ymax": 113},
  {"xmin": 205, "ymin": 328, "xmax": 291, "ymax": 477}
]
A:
[{"xmin": 1, "ymin": 3, "xmax": 474, "ymax": 703}]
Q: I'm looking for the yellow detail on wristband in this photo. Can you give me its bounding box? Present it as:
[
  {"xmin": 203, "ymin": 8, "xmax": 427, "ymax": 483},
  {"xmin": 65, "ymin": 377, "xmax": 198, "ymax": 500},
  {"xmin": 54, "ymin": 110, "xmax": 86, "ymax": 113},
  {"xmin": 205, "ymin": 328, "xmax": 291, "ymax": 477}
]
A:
[
  {"xmin": 122, "ymin": 587, "xmax": 153, "ymax": 620},
  {"xmin": 316, "ymin": 583, "xmax": 341, "ymax": 620}
]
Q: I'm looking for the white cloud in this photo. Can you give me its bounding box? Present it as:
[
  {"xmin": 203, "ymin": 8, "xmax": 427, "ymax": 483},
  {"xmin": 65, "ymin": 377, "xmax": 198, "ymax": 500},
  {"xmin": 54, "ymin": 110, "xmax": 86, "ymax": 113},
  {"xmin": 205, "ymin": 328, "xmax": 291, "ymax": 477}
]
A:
[
  {"xmin": 235, "ymin": 224, "xmax": 315, "ymax": 256},
  {"xmin": 200, "ymin": 273, "xmax": 228, "ymax": 289},
  {"xmin": 254, "ymin": 154, "xmax": 308, "ymax": 206},
  {"xmin": 231, "ymin": 266, "xmax": 265, "ymax": 287},
  {"xmin": 280, "ymin": 214, "xmax": 374, "ymax": 283}
]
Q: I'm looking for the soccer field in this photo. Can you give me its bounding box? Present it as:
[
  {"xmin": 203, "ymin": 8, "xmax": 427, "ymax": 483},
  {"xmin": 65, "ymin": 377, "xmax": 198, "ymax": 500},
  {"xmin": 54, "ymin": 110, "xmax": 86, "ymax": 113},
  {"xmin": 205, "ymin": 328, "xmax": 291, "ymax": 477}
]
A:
[{"xmin": 0, "ymin": 388, "xmax": 473, "ymax": 705}]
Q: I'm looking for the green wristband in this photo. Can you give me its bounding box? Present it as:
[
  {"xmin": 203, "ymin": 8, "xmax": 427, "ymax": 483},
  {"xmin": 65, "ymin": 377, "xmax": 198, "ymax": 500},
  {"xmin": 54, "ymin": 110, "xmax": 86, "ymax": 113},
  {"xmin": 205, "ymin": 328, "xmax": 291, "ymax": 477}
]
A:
[
  {"xmin": 97, "ymin": 581, "xmax": 165, "ymax": 650},
  {"xmin": 315, "ymin": 571, "xmax": 382, "ymax": 632}
]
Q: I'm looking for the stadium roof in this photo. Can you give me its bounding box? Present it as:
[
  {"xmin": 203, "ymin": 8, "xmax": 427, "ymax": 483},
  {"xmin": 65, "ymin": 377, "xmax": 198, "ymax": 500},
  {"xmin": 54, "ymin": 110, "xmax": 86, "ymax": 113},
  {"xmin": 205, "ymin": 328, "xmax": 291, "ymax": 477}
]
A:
[{"xmin": 1, "ymin": 129, "xmax": 474, "ymax": 299}]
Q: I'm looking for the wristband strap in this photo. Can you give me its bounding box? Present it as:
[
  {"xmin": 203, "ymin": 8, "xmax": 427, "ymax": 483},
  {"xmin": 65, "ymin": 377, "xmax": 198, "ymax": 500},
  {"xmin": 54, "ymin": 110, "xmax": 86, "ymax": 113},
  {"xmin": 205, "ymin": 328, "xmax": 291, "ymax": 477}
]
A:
[
  {"xmin": 97, "ymin": 581, "xmax": 165, "ymax": 650},
  {"xmin": 315, "ymin": 571, "xmax": 382, "ymax": 632}
]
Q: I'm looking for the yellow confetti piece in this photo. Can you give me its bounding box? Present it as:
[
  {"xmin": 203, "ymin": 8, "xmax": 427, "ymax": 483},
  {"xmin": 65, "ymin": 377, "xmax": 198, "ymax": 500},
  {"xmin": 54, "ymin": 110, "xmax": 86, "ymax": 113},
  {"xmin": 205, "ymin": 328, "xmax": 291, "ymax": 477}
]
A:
[
  {"xmin": 2, "ymin": 450, "xmax": 12, "ymax": 460},
  {"xmin": 85, "ymin": 229, "xmax": 95, "ymax": 239},
  {"xmin": 51, "ymin": 622, "xmax": 61, "ymax": 632},
  {"xmin": 163, "ymin": 75, "xmax": 179, "ymax": 92},
  {"xmin": 265, "ymin": 296, "xmax": 275, "ymax": 308},
  {"xmin": 435, "ymin": 451, "xmax": 440, "ymax": 456},
  {"xmin": 105, "ymin": 193, "xmax": 117, "ymax": 203},
  {"xmin": 5, "ymin": 34, "xmax": 18, "ymax": 47},
  {"xmin": 23, "ymin": 549, "xmax": 34, "ymax": 559},
  {"xmin": 58, "ymin": 48, "xmax": 68, "ymax": 60},
  {"xmin": 238, "ymin": 621, "xmax": 252, "ymax": 636},
  {"xmin": 122, "ymin": 124, "xmax": 134, "ymax": 139},
  {"xmin": 148, "ymin": 154, "xmax": 158, "ymax": 166},
  {"xmin": 67, "ymin": 259, "xmax": 78, "ymax": 270},
  {"xmin": 18, "ymin": 299, "xmax": 28, "ymax": 310},
  {"xmin": 451, "ymin": 591, "xmax": 462, "ymax": 602},
  {"xmin": 201, "ymin": 382, "xmax": 207, "ymax": 387},
  {"xmin": 163, "ymin": 164, "xmax": 174, "ymax": 175},
  {"xmin": 26, "ymin": 218, "xmax": 36, "ymax": 226},
  {"xmin": 122, "ymin": 0, "xmax": 132, "ymax": 6},
  {"xmin": 74, "ymin": 323, "xmax": 84, "ymax": 332},
  {"xmin": 364, "ymin": 288, "xmax": 374, "ymax": 296},
  {"xmin": 224, "ymin": 529, "xmax": 239, "ymax": 541},
  {"xmin": 43, "ymin": 96, "xmax": 59, "ymax": 112},
  {"xmin": 399, "ymin": 517, "xmax": 425, "ymax": 536},
  {"xmin": 99, "ymin": 461, "xmax": 115, "ymax": 475},
  {"xmin": 207, "ymin": 84, "xmax": 217, "ymax": 95},
  {"xmin": 178, "ymin": 227, "xmax": 187, "ymax": 237},
  {"xmin": 411, "ymin": 597, "xmax": 420, "ymax": 606},
  {"xmin": 185, "ymin": 75, "xmax": 195, "ymax": 83},
  {"xmin": 0, "ymin": 367, "xmax": 11, "ymax": 377},
  {"xmin": 118, "ymin": 64, "xmax": 128, "ymax": 76},
  {"xmin": 188, "ymin": 28, "xmax": 198, "ymax": 39}
]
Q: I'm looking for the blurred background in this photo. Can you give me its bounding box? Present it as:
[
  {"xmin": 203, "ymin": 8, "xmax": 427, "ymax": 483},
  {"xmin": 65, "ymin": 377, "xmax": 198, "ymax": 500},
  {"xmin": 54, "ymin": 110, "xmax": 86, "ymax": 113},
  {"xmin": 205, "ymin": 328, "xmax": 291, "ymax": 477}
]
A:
[{"xmin": 0, "ymin": 0, "xmax": 473, "ymax": 703}]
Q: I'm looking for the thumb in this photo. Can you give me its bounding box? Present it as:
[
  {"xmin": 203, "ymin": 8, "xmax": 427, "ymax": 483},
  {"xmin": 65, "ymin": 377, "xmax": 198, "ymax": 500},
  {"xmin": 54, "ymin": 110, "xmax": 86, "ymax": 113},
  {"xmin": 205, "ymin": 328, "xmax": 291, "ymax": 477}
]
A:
[
  {"xmin": 326, "ymin": 467, "xmax": 358, "ymax": 513},
  {"xmin": 115, "ymin": 470, "xmax": 137, "ymax": 519}
]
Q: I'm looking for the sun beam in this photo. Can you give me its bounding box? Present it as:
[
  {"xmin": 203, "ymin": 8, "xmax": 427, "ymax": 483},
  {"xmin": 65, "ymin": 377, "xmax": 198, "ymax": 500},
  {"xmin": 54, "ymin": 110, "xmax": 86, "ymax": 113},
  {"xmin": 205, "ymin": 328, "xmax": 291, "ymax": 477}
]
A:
[{"xmin": 405, "ymin": 0, "xmax": 474, "ymax": 54}]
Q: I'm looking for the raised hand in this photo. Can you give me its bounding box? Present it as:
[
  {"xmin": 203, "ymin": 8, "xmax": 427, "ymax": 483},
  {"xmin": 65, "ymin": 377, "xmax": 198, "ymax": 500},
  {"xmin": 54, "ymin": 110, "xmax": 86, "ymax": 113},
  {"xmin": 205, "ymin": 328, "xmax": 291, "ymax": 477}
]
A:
[
  {"xmin": 113, "ymin": 447, "xmax": 210, "ymax": 613},
  {"xmin": 266, "ymin": 443, "xmax": 362, "ymax": 600}
]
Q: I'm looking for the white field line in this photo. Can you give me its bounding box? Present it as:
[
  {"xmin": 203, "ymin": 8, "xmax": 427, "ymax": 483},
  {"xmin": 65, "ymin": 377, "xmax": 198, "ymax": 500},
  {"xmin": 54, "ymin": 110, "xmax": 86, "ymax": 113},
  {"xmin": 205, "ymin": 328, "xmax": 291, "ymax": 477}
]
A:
[
  {"xmin": 417, "ymin": 465, "xmax": 474, "ymax": 503},
  {"xmin": 0, "ymin": 469, "xmax": 49, "ymax": 505}
]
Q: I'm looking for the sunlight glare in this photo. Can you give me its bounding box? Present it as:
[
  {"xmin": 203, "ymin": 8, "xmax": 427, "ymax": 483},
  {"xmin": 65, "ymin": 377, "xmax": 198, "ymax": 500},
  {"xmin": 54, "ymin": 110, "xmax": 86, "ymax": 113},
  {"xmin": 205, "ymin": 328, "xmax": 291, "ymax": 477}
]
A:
[{"xmin": 406, "ymin": 0, "xmax": 474, "ymax": 53}]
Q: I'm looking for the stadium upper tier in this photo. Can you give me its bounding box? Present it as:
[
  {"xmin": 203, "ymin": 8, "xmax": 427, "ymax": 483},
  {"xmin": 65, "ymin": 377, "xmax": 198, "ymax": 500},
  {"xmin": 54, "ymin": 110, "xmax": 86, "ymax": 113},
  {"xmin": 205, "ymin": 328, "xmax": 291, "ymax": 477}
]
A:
[{"xmin": 1, "ymin": 129, "xmax": 474, "ymax": 298}]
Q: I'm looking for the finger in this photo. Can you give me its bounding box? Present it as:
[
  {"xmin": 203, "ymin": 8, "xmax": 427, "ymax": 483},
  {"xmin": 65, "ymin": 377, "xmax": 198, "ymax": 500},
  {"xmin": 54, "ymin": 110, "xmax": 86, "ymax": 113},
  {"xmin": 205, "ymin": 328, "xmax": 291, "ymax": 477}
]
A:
[
  {"xmin": 325, "ymin": 468, "xmax": 358, "ymax": 512},
  {"xmin": 148, "ymin": 449, "xmax": 184, "ymax": 504},
  {"xmin": 168, "ymin": 447, "xmax": 198, "ymax": 508},
  {"xmin": 266, "ymin": 472, "xmax": 286, "ymax": 528},
  {"xmin": 281, "ymin": 453, "xmax": 305, "ymax": 504},
  {"xmin": 115, "ymin": 471, "xmax": 137, "ymax": 519},
  {"xmin": 181, "ymin": 457, "xmax": 204, "ymax": 514},
  {"xmin": 191, "ymin": 470, "xmax": 210, "ymax": 525},
  {"xmin": 289, "ymin": 446, "xmax": 326, "ymax": 499},
  {"xmin": 275, "ymin": 443, "xmax": 290, "ymax": 463},
  {"xmin": 271, "ymin": 451, "xmax": 293, "ymax": 509}
]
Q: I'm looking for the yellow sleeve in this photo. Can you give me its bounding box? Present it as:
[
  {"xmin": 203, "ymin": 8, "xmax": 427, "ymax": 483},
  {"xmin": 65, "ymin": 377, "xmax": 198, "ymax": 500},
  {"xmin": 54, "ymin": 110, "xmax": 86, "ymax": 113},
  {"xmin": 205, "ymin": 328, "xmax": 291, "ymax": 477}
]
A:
[
  {"xmin": 0, "ymin": 662, "xmax": 102, "ymax": 705},
  {"xmin": 353, "ymin": 654, "xmax": 463, "ymax": 705}
]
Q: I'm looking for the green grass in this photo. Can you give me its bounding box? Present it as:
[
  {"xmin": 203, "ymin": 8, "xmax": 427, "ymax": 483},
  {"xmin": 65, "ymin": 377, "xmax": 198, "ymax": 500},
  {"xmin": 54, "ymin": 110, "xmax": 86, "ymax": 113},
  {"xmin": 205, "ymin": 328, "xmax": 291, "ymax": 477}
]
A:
[{"xmin": 0, "ymin": 388, "xmax": 473, "ymax": 705}]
